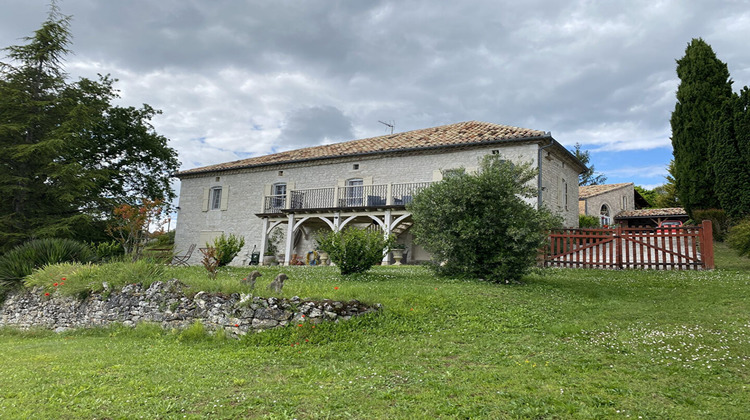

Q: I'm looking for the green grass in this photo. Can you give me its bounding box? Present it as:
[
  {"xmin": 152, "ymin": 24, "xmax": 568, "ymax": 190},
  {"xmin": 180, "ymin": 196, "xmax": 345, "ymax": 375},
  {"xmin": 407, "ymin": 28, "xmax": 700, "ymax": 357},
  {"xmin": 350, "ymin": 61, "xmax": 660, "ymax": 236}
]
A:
[{"xmin": 1, "ymin": 245, "xmax": 749, "ymax": 419}]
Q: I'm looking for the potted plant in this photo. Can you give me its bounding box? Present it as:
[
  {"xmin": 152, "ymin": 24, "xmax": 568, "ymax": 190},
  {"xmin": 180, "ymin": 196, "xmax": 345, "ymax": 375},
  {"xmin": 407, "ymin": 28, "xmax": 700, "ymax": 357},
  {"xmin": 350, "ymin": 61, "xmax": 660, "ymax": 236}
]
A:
[
  {"xmin": 391, "ymin": 243, "xmax": 406, "ymax": 265},
  {"xmin": 263, "ymin": 229, "xmax": 281, "ymax": 265}
]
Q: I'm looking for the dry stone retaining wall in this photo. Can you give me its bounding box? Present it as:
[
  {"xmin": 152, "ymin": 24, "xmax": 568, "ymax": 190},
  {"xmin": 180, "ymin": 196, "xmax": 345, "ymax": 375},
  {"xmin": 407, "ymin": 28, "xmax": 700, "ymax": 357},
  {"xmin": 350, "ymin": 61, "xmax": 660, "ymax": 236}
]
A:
[{"xmin": 0, "ymin": 279, "xmax": 380, "ymax": 337}]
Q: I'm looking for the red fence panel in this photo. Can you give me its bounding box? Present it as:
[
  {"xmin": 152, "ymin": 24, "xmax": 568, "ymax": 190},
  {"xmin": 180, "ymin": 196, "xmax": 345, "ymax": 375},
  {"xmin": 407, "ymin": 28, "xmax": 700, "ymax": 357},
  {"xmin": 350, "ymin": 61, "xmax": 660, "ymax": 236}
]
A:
[{"xmin": 543, "ymin": 221, "xmax": 713, "ymax": 270}]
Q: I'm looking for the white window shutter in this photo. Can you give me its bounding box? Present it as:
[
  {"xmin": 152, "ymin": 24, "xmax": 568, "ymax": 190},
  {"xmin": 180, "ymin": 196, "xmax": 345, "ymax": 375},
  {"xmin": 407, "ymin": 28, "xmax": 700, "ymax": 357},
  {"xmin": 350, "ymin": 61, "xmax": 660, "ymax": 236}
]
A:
[
  {"xmin": 202, "ymin": 188, "xmax": 210, "ymax": 212},
  {"xmin": 220, "ymin": 186, "xmax": 229, "ymax": 210}
]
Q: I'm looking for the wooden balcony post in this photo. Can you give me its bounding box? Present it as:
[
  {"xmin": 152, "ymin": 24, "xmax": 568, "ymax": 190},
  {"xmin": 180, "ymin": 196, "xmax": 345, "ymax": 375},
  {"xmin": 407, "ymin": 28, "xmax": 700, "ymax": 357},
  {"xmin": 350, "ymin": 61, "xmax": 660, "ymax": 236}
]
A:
[
  {"xmin": 382, "ymin": 210, "xmax": 392, "ymax": 265},
  {"xmin": 259, "ymin": 217, "xmax": 269, "ymax": 265},
  {"xmin": 284, "ymin": 213, "xmax": 295, "ymax": 266},
  {"xmin": 386, "ymin": 183, "xmax": 393, "ymax": 205}
]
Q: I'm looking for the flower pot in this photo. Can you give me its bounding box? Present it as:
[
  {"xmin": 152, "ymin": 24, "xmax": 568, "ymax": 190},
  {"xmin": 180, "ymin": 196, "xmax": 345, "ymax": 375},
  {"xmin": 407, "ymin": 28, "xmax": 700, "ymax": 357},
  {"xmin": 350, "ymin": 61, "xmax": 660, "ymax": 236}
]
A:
[
  {"xmin": 263, "ymin": 255, "xmax": 277, "ymax": 266},
  {"xmin": 392, "ymin": 249, "xmax": 404, "ymax": 265},
  {"xmin": 319, "ymin": 252, "xmax": 329, "ymax": 266}
]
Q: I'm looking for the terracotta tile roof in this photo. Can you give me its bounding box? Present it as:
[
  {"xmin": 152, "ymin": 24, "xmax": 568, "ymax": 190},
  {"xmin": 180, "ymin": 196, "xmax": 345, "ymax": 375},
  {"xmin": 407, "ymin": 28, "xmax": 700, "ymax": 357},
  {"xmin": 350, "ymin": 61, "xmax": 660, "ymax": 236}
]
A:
[
  {"xmin": 176, "ymin": 121, "xmax": 549, "ymax": 177},
  {"xmin": 615, "ymin": 207, "xmax": 687, "ymax": 218},
  {"xmin": 578, "ymin": 183, "xmax": 633, "ymax": 199}
]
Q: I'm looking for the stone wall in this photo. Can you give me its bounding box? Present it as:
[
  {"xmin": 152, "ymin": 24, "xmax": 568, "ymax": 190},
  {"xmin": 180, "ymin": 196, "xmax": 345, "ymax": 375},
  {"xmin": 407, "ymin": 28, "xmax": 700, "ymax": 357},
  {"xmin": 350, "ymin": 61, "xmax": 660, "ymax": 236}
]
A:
[{"xmin": 0, "ymin": 280, "xmax": 380, "ymax": 338}]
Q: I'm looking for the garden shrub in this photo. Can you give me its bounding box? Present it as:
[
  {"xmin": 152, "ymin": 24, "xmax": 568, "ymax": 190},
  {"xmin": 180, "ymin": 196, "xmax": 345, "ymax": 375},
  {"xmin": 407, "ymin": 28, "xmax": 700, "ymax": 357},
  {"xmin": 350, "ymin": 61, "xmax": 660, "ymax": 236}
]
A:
[
  {"xmin": 0, "ymin": 238, "xmax": 95, "ymax": 291},
  {"xmin": 90, "ymin": 240, "xmax": 125, "ymax": 262},
  {"xmin": 693, "ymin": 209, "xmax": 730, "ymax": 241},
  {"xmin": 727, "ymin": 217, "xmax": 750, "ymax": 257},
  {"xmin": 317, "ymin": 227, "xmax": 394, "ymax": 275},
  {"xmin": 210, "ymin": 233, "xmax": 246, "ymax": 266},
  {"xmin": 153, "ymin": 230, "xmax": 175, "ymax": 247},
  {"xmin": 579, "ymin": 214, "xmax": 600, "ymax": 229},
  {"xmin": 409, "ymin": 155, "xmax": 562, "ymax": 283},
  {"xmin": 25, "ymin": 260, "xmax": 168, "ymax": 297}
]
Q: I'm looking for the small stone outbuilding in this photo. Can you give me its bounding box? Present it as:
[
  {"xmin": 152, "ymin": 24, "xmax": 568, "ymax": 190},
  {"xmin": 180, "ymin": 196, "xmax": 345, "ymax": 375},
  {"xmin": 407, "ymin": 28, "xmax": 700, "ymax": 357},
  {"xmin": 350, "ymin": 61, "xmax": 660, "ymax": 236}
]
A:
[{"xmin": 578, "ymin": 183, "xmax": 647, "ymax": 226}]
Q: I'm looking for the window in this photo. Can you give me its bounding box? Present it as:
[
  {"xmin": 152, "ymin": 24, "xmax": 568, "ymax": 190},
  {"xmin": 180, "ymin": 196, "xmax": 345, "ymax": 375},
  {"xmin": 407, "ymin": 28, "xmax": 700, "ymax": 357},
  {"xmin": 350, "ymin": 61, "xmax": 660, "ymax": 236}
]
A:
[
  {"xmin": 272, "ymin": 183, "xmax": 286, "ymax": 209},
  {"xmin": 563, "ymin": 179, "xmax": 568, "ymax": 210},
  {"xmin": 353, "ymin": 163, "xmax": 360, "ymax": 170},
  {"xmin": 345, "ymin": 178, "xmax": 363, "ymax": 206},
  {"xmin": 621, "ymin": 195, "xmax": 627, "ymax": 210},
  {"xmin": 600, "ymin": 204, "xmax": 611, "ymax": 226},
  {"xmin": 491, "ymin": 149, "xmax": 500, "ymax": 155},
  {"xmin": 210, "ymin": 187, "xmax": 222, "ymax": 210}
]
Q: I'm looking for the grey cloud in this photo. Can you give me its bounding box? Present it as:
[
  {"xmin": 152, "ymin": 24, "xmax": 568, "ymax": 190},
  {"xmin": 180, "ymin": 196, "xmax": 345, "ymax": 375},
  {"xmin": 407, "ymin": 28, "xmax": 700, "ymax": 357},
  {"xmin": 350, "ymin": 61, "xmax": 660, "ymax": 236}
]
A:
[
  {"xmin": 2, "ymin": 0, "xmax": 750, "ymax": 187},
  {"xmin": 277, "ymin": 106, "xmax": 354, "ymax": 148}
]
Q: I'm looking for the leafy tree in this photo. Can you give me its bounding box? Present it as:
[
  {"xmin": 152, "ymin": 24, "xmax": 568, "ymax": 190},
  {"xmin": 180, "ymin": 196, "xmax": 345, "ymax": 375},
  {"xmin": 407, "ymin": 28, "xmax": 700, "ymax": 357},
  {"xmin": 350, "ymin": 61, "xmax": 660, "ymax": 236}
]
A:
[
  {"xmin": 651, "ymin": 160, "xmax": 681, "ymax": 208},
  {"xmin": 316, "ymin": 228, "xmax": 393, "ymax": 275},
  {"xmin": 409, "ymin": 155, "xmax": 562, "ymax": 283},
  {"xmin": 634, "ymin": 186, "xmax": 657, "ymax": 208},
  {"xmin": 106, "ymin": 199, "xmax": 166, "ymax": 261},
  {"xmin": 0, "ymin": 5, "xmax": 179, "ymax": 253},
  {"xmin": 571, "ymin": 143, "xmax": 607, "ymax": 186},
  {"xmin": 670, "ymin": 38, "xmax": 732, "ymax": 217},
  {"xmin": 709, "ymin": 87, "xmax": 750, "ymax": 219}
]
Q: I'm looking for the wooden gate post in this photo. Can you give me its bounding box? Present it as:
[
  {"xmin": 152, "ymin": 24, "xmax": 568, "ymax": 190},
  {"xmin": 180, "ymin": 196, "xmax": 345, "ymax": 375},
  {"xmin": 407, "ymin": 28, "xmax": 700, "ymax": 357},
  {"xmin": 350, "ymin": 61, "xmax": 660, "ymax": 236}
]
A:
[
  {"xmin": 615, "ymin": 225, "xmax": 623, "ymax": 269},
  {"xmin": 701, "ymin": 220, "xmax": 715, "ymax": 269}
]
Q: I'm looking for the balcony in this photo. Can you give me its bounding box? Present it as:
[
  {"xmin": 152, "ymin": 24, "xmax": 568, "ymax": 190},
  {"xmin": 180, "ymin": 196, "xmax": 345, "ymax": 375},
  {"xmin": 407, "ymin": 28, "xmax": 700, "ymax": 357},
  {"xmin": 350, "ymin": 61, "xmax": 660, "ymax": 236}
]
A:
[{"xmin": 261, "ymin": 182, "xmax": 432, "ymax": 214}]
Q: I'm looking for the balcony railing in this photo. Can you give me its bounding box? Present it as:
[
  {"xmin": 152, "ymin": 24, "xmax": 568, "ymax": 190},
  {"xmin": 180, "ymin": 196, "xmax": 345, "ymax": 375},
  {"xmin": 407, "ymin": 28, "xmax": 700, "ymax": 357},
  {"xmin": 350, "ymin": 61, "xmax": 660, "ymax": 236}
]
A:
[{"xmin": 261, "ymin": 182, "xmax": 432, "ymax": 213}]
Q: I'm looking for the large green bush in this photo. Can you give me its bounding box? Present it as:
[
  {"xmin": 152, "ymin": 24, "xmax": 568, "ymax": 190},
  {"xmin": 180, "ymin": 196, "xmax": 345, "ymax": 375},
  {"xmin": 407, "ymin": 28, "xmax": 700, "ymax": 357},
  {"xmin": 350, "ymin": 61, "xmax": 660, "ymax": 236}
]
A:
[
  {"xmin": 210, "ymin": 233, "xmax": 246, "ymax": 266},
  {"xmin": 317, "ymin": 228, "xmax": 393, "ymax": 275},
  {"xmin": 693, "ymin": 209, "xmax": 730, "ymax": 241},
  {"xmin": 0, "ymin": 238, "xmax": 95, "ymax": 291},
  {"xmin": 727, "ymin": 218, "xmax": 750, "ymax": 257},
  {"xmin": 579, "ymin": 214, "xmax": 600, "ymax": 229},
  {"xmin": 409, "ymin": 155, "xmax": 562, "ymax": 283}
]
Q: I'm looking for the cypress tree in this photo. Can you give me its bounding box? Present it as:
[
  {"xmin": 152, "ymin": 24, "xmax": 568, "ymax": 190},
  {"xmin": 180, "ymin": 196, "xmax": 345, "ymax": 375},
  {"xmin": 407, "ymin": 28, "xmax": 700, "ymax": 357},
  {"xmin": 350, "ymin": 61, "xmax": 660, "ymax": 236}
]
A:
[
  {"xmin": 670, "ymin": 38, "xmax": 733, "ymax": 217},
  {"xmin": 710, "ymin": 88, "xmax": 750, "ymax": 219}
]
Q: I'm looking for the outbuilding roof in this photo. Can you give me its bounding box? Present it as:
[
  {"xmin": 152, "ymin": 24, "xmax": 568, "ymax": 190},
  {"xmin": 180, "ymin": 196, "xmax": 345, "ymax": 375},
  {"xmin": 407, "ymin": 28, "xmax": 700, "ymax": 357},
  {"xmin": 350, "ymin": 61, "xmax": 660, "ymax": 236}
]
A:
[
  {"xmin": 176, "ymin": 121, "xmax": 555, "ymax": 177},
  {"xmin": 578, "ymin": 183, "xmax": 633, "ymax": 199},
  {"xmin": 615, "ymin": 207, "xmax": 687, "ymax": 219}
]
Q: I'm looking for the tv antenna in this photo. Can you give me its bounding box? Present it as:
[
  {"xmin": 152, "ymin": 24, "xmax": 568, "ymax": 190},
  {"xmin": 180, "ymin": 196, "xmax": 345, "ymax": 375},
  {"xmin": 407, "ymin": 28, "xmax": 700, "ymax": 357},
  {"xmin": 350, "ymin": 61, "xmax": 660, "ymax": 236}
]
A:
[{"xmin": 378, "ymin": 120, "xmax": 395, "ymax": 134}]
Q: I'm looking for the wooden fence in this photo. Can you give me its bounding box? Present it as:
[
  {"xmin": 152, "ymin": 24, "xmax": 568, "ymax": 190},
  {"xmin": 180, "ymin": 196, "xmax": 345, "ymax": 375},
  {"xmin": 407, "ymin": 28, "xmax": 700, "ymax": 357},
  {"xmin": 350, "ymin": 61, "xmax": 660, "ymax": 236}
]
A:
[{"xmin": 543, "ymin": 220, "xmax": 714, "ymax": 270}]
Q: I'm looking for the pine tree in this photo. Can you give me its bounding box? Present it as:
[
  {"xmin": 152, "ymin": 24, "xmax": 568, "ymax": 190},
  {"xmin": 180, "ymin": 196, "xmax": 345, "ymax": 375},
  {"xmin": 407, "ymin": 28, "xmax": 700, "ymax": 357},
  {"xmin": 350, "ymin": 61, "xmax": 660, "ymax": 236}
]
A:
[
  {"xmin": 670, "ymin": 38, "xmax": 733, "ymax": 217},
  {"xmin": 571, "ymin": 143, "xmax": 607, "ymax": 186},
  {"xmin": 0, "ymin": 5, "xmax": 178, "ymax": 252}
]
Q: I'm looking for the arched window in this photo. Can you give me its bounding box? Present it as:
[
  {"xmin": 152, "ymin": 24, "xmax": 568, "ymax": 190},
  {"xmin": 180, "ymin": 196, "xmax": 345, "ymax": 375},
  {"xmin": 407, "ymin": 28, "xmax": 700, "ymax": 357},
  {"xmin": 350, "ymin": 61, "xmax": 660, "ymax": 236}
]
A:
[{"xmin": 600, "ymin": 204, "xmax": 611, "ymax": 226}]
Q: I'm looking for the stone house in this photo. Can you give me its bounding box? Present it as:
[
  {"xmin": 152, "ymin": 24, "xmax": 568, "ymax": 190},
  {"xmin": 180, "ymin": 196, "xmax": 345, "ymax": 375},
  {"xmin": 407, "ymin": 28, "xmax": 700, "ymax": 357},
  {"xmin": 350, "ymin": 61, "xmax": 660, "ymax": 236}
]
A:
[
  {"xmin": 174, "ymin": 121, "xmax": 586, "ymax": 266},
  {"xmin": 578, "ymin": 182, "xmax": 649, "ymax": 226}
]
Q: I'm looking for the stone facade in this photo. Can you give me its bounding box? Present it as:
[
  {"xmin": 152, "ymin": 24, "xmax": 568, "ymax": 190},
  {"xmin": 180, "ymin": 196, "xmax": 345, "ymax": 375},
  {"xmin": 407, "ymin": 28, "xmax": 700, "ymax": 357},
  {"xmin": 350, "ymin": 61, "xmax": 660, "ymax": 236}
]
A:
[
  {"xmin": 176, "ymin": 140, "xmax": 583, "ymax": 266},
  {"xmin": 0, "ymin": 280, "xmax": 380, "ymax": 338},
  {"xmin": 578, "ymin": 183, "xmax": 636, "ymax": 226}
]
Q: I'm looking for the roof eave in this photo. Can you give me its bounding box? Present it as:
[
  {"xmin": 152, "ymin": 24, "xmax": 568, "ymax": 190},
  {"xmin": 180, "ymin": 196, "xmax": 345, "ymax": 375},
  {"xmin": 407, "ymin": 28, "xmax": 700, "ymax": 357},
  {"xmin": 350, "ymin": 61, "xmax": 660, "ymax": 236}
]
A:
[{"xmin": 175, "ymin": 133, "xmax": 554, "ymax": 179}]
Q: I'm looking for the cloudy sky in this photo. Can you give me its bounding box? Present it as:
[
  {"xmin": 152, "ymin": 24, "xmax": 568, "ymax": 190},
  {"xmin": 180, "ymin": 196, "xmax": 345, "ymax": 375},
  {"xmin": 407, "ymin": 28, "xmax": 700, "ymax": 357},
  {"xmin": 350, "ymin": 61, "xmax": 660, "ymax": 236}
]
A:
[{"xmin": 2, "ymin": 0, "xmax": 749, "ymax": 194}]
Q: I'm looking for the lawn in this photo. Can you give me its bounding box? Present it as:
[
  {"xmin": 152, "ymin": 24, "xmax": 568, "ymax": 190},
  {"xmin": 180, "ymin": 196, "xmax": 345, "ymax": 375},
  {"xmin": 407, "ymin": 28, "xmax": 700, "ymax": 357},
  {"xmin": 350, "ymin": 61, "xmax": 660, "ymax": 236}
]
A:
[{"xmin": 1, "ymin": 245, "xmax": 748, "ymax": 419}]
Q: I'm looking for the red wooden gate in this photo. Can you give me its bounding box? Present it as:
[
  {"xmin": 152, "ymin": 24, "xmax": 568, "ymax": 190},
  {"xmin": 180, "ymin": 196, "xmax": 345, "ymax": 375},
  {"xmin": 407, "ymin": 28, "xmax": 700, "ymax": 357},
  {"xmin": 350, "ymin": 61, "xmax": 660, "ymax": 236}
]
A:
[{"xmin": 544, "ymin": 220, "xmax": 714, "ymax": 270}]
